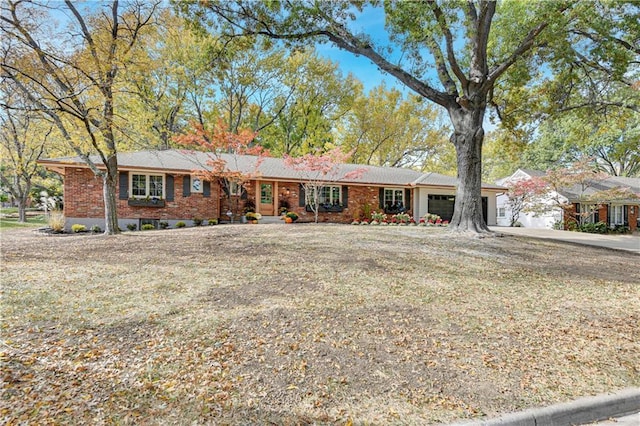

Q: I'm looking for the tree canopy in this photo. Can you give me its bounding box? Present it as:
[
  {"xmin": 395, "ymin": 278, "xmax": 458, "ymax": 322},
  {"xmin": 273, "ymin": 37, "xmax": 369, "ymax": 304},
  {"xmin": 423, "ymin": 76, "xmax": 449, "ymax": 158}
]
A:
[{"xmin": 177, "ymin": 0, "xmax": 640, "ymax": 233}]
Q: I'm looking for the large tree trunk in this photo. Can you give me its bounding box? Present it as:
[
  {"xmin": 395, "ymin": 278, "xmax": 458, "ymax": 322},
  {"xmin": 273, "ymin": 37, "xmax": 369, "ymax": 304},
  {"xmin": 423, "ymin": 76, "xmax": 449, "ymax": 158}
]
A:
[
  {"xmin": 17, "ymin": 195, "xmax": 27, "ymax": 223},
  {"xmin": 448, "ymin": 104, "xmax": 490, "ymax": 233},
  {"xmin": 103, "ymin": 155, "xmax": 120, "ymax": 235}
]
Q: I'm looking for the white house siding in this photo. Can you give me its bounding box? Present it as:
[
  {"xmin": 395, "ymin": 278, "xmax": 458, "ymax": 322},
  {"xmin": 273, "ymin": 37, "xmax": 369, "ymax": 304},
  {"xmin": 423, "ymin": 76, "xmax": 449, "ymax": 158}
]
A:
[
  {"xmin": 496, "ymin": 193, "xmax": 562, "ymax": 228},
  {"xmin": 415, "ymin": 187, "xmax": 498, "ymax": 226}
]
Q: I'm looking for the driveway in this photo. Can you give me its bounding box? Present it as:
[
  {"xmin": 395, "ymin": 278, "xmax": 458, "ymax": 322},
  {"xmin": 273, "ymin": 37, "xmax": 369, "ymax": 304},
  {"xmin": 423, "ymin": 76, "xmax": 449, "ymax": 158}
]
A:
[{"xmin": 489, "ymin": 227, "xmax": 640, "ymax": 254}]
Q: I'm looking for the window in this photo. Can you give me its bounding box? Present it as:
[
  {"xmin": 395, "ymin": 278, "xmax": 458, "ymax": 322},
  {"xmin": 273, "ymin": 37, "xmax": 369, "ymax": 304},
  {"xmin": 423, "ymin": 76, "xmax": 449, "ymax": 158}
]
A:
[
  {"xmin": 130, "ymin": 173, "xmax": 164, "ymax": 198},
  {"xmin": 578, "ymin": 204, "xmax": 597, "ymax": 224},
  {"xmin": 229, "ymin": 181, "xmax": 242, "ymax": 196},
  {"xmin": 611, "ymin": 205, "xmax": 624, "ymax": 225},
  {"xmin": 260, "ymin": 183, "xmax": 273, "ymax": 204},
  {"xmin": 498, "ymin": 207, "xmax": 506, "ymax": 218},
  {"xmin": 309, "ymin": 185, "xmax": 342, "ymax": 206},
  {"xmin": 383, "ymin": 188, "xmax": 405, "ymax": 210}
]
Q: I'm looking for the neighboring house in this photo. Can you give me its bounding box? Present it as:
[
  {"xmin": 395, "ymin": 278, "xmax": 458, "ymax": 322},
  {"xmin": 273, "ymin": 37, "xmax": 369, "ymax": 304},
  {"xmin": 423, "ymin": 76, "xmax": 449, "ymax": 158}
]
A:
[
  {"xmin": 496, "ymin": 169, "xmax": 640, "ymax": 231},
  {"xmin": 39, "ymin": 149, "xmax": 505, "ymax": 230},
  {"xmin": 496, "ymin": 169, "xmax": 561, "ymax": 228}
]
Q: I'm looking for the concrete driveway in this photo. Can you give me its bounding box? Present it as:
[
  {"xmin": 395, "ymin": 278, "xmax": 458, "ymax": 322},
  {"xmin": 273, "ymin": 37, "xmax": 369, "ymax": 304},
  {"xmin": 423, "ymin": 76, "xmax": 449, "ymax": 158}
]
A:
[{"xmin": 489, "ymin": 227, "xmax": 640, "ymax": 254}]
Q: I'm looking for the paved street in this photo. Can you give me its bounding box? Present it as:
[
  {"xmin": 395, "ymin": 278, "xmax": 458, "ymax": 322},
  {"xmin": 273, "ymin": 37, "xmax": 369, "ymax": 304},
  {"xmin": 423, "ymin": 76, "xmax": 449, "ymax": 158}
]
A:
[
  {"xmin": 590, "ymin": 412, "xmax": 640, "ymax": 425},
  {"xmin": 489, "ymin": 227, "xmax": 640, "ymax": 254}
]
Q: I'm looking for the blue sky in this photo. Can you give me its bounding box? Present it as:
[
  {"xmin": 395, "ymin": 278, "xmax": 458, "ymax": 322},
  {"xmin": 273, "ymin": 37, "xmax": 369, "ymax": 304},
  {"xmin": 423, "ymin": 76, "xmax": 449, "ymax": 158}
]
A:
[{"xmin": 314, "ymin": 5, "xmax": 412, "ymax": 95}]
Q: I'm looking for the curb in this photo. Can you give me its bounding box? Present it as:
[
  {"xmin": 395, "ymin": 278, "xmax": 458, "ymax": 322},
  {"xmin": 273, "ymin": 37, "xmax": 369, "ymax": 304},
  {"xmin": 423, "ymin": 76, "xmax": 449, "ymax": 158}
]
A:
[{"xmin": 449, "ymin": 388, "xmax": 640, "ymax": 426}]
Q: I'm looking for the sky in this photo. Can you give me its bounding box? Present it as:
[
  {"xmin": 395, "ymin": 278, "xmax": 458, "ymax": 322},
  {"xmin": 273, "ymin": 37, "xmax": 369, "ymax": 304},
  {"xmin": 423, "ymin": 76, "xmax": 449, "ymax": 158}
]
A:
[{"xmin": 313, "ymin": 5, "xmax": 413, "ymax": 95}]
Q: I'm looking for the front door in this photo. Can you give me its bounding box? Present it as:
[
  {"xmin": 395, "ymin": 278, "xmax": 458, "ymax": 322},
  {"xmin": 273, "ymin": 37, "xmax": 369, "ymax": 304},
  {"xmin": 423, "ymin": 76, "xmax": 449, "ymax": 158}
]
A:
[{"xmin": 259, "ymin": 182, "xmax": 274, "ymax": 215}]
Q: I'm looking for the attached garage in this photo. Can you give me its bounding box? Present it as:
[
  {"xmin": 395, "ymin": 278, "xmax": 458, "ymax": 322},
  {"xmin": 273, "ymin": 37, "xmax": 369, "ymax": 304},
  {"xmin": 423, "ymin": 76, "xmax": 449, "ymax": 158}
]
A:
[{"xmin": 427, "ymin": 194, "xmax": 488, "ymax": 224}]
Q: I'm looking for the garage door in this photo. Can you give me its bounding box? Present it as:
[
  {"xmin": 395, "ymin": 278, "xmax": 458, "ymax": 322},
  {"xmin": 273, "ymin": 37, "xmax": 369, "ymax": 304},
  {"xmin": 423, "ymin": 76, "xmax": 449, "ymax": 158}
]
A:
[{"xmin": 428, "ymin": 195, "xmax": 488, "ymax": 224}]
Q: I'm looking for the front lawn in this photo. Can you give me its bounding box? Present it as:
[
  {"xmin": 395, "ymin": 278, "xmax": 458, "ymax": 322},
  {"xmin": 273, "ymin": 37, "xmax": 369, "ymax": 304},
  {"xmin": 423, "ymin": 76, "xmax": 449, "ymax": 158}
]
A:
[
  {"xmin": 1, "ymin": 225, "xmax": 638, "ymax": 424},
  {"xmin": 0, "ymin": 207, "xmax": 47, "ymax": 230}
]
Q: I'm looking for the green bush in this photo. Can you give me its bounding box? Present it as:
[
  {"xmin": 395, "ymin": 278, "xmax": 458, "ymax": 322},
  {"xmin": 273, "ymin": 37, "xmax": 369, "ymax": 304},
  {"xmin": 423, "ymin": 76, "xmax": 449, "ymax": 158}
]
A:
[
  {"xmin": 141, "ymin": 224, "xmax": 155, "ymax": 231},
  {"xmin": 159, "ymin": 221, "xmax": 169, "ymax": 229},
  {"xmin": 208, "ymin": 219, "xmax": 218, "ymax": 225},
  {"xmin": 175, "ymin": 221, "xmax": 186, "ymax": 228},
  {"xmin": 90, "ymin": 225, "xmax": 102, "ymax": 233},
  {"xmin": 193, "ymin": 217, "xmax": 203, "ymax": 226},
  {"xmin": 609, "ymin": 225, "xmax": 630, "ymax": 234},
  {"xmin": 578, "ymin": 221, "xmax": 607, "ymax": 234},
  {"xmin": 126, "ymin": 223, "xmax": 137, "ymax": 231},
  {"xmin": 71, "ymin": 224, "xmax": 87, "ymax": 233}
]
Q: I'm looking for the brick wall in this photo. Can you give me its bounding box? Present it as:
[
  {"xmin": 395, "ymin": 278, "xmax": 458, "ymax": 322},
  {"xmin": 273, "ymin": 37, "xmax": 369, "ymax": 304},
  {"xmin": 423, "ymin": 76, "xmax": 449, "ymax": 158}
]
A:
[
  {"xmin": 64, "ymin": 169, "xmax": 219, "ymax": 221},
  {"xmin": 598, "ymin": 205, "xmax": 608, "ymax": 225},
  {"xmin": 628, "ymin": 205, "xmax": 638, "ymax": 232},
  {"xmin": 277, "ymin": 182, "xmax": 386, "ymax": 223}
]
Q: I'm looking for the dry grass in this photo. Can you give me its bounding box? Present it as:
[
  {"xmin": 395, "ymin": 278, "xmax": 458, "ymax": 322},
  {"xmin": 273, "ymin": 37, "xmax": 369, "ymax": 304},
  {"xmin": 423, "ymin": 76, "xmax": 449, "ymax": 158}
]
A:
[{"xmin": 1, "ymin": 224, "xmax": 638, "ymax": 425}]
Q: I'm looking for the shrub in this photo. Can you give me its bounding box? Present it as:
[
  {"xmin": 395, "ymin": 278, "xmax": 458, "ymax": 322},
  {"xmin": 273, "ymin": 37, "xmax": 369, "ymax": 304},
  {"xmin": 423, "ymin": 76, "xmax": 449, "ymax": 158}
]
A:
[
  {"xmin": 126, "ymin": 223, "xmax": 137, "ymax": 231},
  {"xmin": 48, "ymin": 210, "xmax": 65, "ymax": 233},
  {"xmin": 141, "ymin": 224, "xmax": 155, "ymax": 231},
  {"xmin": 71, "ymin": 224, "xmax": 87, "ymax": 233},
  {"xmin": 90, "ymin": 225, "xmax": 102, "ymax": 233},
  {"xmin": 159, "ymin": 221, "xmax": 169, "ymax": 229},
  {"xmin": 175, "ymin": 221, "xmax": 186, "ymax": 228},
  {"xmin": 208, "ymin": 219, "xmax": 218, "ymax": 225},
  {"xmin": 578, "ymin": 221, "xmax": 607, "ymax": 234},
  {"xmin": 610, "ymin": 225, "xmax": 629, "ymax": 234},
  {"xmin": 193, "ymin": 217, "xmax": 203, "ymax": 226}
]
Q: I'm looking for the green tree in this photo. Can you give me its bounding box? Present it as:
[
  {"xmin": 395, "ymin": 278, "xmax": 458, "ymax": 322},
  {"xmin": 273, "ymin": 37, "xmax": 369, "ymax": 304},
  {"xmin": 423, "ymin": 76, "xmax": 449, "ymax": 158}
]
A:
[
  {"xmin": 259, "ymin": 49, "xmax": 359, "ymax": 156},
  {"xmin": 180, "ymin": 0, "xmax": 637, "ymax": 233},
  {"xmin": 121, "ymin": 8, "xmax": 202, "ymax": 150},
  {"xmin": 1, "ymin": 0, "xmax": 159, "ymax": 234},
  {"xmin": 337, "ymin": 83, "xmax": 449, "ymax": 170},
  {"xmin": 0, "ymin": 88, "xmax": 48, "ymax": 222}
]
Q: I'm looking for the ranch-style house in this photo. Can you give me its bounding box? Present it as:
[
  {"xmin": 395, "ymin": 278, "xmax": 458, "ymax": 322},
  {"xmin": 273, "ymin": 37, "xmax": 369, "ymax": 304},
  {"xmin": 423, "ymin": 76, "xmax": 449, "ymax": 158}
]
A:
[{"xmin": 39, "ymin": 149, "xmax": 505, "ymax": 230}]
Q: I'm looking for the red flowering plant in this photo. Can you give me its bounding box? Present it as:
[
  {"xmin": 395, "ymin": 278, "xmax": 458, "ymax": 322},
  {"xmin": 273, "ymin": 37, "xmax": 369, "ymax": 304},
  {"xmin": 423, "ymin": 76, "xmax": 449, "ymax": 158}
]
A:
[
  {"xmin": 370, "ymin": 211, "xmax": 386, "ymax": 225},
  {"xmin": 394, "ymin": 212, "xmax": 411, "ymax": 225}
]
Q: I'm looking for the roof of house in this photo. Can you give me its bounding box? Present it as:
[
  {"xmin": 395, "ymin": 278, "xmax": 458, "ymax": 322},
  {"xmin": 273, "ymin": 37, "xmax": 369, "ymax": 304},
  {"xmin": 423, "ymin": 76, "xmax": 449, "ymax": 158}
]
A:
[
  {"xmin": 561, "ymin": 175, "xmax": 640, "ymax": 203},
  {"xmin": 39, "ymin": 149, "xmax": 506, "ymax": 190},
  {"xmin": 496, "ymin": 168, "xmax": 640, "ymax": 203}
]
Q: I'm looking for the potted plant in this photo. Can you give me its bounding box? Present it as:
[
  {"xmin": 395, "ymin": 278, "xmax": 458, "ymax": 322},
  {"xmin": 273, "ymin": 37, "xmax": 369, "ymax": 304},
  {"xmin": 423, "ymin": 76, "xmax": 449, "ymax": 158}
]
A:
[
  {"xmin": 245, "ymin": 212, "xmax": 262, "ymax": 223},
  {"xmin": 284, "ymin": 211, "xmax": 298, "ymax": 223}
]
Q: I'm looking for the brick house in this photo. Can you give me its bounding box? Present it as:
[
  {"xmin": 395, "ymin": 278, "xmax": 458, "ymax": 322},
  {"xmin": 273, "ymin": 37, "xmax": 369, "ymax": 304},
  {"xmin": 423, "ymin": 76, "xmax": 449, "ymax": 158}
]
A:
[
  {"xmin": 39, "ymin": 149, "xmax": 505, "ymax": 230},
  {"xmin": 496, "ymin": 169, "xmax": 640, "ymax": 231}
]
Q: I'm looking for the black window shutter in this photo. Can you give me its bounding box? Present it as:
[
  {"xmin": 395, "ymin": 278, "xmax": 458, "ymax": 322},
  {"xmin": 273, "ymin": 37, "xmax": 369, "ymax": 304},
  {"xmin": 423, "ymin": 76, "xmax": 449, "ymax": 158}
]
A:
[
  {"xmin": 342, "ymin": 186, "xmax": 349, "ymax": 207},
  {"xmin": 119, "ymin": 172, "xmax": 128, "ymax": 199},
  {"xmin": 379, "ymin": 188, "xmax": 385, "ymax": 209},
  {"xmin": 203, "ymin": 180, "xmax": 211, "ymax": 197},
  {"xmin": 183, "ymin": 175, "xmax": 191, "ymax": 197},
  {"xmin": 607, "ymin": 204, "xmax": 611, "ymax": 226},
  {"xmin": 594, "ymin": 208, "xmax": 599, "ymax": 223},
  {"xmin": 405, "ymin": 188, "xmax": 411, "ymax": 209},
  {"xmin": 241, "ymin": 185, "xmax": 248, "ymax": 200},
  {"xmin": 299, "ymin": 184, "xmax": 306, "ymax": 207},
  {"xmin": 166, "ymin": 175, "xmax": 174, "ymax": 201}
]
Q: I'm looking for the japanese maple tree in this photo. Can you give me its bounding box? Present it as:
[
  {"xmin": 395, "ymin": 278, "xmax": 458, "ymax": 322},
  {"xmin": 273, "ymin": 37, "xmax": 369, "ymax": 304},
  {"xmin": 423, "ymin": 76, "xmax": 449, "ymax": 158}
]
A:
[
  {"xmin": 173, "ymin": 119, "xmax": 268, "ymax": 220},
  {"xmin": 505, "ymin": 177, "xmax": 547, "ymax": 227},
  {"xmin": 284, "ymin": 148, "xmax": 365, "ymax": 223}
]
